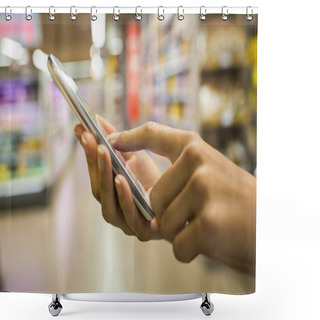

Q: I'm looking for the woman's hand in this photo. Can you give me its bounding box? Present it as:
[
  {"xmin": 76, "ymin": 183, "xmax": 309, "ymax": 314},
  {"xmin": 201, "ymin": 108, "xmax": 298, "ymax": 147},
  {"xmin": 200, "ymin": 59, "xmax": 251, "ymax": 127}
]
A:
[
  {"xmin": 109, "ymin": 122, "xmax": 256, "ymax": 275},
  {"xmin": 74, "ymin": 116, "xmax": 162, "ymax": 241}
]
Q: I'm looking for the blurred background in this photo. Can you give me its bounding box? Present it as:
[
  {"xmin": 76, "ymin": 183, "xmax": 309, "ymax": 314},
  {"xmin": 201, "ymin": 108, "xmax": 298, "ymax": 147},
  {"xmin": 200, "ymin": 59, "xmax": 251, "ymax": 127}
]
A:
[{"xmin": 0, "ymin": 13, "xmax": 257, "ymax": 294}]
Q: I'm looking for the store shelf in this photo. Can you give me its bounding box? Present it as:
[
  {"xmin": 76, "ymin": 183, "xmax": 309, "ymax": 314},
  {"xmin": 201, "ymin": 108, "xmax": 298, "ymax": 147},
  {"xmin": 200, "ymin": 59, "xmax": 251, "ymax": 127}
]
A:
[
  {"xmin": 196, "ymin": 15, "xmax": 257, "ymax": 174},
  {"xmin": 0, "ymin": 63, "xmax": 80, "ymax": 205},
  {"xmin": 155, "ymin": 55, "xmax": 191, "ymax": 81},
  {"xmin": 201, "ymin": 66, "xmax": 251, "ymax": 78},
  {"xmin": 138, "ymin": 15, "xmax": 199, "ymax": 131},
  {"xmin": 0, "ymin": 174, "xmax": 46, "ymax": 198}
]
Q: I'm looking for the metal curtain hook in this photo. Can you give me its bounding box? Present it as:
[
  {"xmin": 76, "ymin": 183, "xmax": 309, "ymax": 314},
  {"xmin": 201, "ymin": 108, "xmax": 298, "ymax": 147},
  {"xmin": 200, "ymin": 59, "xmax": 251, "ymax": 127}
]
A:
[
  {"xmin": 200, "ymin": 6, "xmax": 207, "ymax": 21},
  {"xmin": 70, "ymin": 6, "xmax": 77, "ymax": 21},
  {"xmin": 49, "ymin": 6, "xmax": 55, "ymax": 21},
  {"xmin": 113, "ymin": 6, "xmax": 120, "ymax": 21},
  {"xmin": 91, "ymin": 6, "xmax": 98, "ymax": 21},
  {"xmin": 221, "ymin": 6, "xmax": 228, "ymax": 21},
  {"xmin": 5, "ymin": 6, "xmax": 12, "ymax": 21},
  {"xmin": 177, "ymin": 6, "xmax": 184, "ymax": 21},
  {"xmin": 135, "ymin": 6, "xmax": 142, "ymax": 21},
  {"xmin": 158, "ymin": 6, "xmax": 164, "ymax": 21},
  {"xmin": 246, "ymin": 6, "xmax": 253, "ymax": 21},
  {"xmin": 25, "ymin": 6, "xmax": 32, "ymax": 21}
]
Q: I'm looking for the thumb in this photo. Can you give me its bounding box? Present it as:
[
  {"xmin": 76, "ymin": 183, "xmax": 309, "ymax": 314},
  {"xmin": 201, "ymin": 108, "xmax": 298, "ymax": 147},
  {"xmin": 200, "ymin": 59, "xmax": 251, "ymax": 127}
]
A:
[{"xmin": 108, "ymin": 122, "xmax": 194, "ymax": 163}]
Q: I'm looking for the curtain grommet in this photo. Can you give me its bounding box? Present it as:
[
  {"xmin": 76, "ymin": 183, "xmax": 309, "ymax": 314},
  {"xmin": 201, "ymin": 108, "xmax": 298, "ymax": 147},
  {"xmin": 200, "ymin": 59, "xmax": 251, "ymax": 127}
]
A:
[
  {"xmin": 49, "ymin": 6, "xmax": 55, "ymax": 21},
  {"xmin": 246, "ymin": 6, "xmax": 253, "ymax": 21},
  {"xmin": 200, "ymin": 6, "xmax": 207, "ymax": 21},
  {"xmin": 91, "ymin": 6, "xmax": 98, "ymax": 21},
  {"xmin": 113, "ymin": 6, "xmax": 120, "ymax": 21},
  {"xmin": 5, "ymin": 6, "xmax": 12, "ymax": 21},
  {"xmin": 25, "ymin": 6, "xmax": 32, "ymax": 21},
  {"xmin": 157, "ymin": 6, "xmax": 165, "ymax": 21},
  {"xmin": 221, "ymin": 6, "xmax": 228, "ymax": 21},
  {"xmin": 177, "ymin": 6, "xmax": 184, "ymax": 21},
  {"xmin": 70, "ymin": 6, "xmax": 77, "ymax": 21},
  {"xmin": 135, "ymin": 6, "xmax": 142, "ymax": 21}
]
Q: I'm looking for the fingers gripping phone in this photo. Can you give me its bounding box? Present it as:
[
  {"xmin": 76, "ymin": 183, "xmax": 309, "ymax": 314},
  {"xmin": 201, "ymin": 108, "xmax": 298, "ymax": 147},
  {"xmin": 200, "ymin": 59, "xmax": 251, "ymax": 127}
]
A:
[{"xmin": 47, "ymin": 54, "xmax": 155, "ymax": 221}]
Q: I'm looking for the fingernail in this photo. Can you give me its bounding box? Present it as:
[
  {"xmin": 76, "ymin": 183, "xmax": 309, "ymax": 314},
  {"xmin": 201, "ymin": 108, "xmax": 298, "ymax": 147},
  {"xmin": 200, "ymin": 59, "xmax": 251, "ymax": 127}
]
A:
[
  {"xmin": 97, "ymin": 145, "xmax": 105, "ymax": 172},
  {"xmin": 114, "ymin": 176, "xmax": 122, "ymax": 196},
  {"xmin": 81, "ymin": 135, "xmax": 89, "ymax": 154},
  {"xmin": 108, "ymin": 132, "xmax": 120, "ymax": 145},
  {"xmin": 96, "ymin": 114, "xmax": 103, "ymax": 123}
]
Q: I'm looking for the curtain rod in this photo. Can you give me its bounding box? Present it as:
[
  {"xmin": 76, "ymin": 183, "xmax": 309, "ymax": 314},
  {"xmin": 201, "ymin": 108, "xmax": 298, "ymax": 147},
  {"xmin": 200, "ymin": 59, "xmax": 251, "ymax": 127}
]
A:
[{"xmin": 0, "ymin": 6, "xmax": 258, "ymax": 16}]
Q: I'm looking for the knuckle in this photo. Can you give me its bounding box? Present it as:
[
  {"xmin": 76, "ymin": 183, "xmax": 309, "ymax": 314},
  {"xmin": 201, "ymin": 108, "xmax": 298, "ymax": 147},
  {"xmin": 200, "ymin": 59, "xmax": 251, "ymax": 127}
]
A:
[
  {"xmin": 101, "ymin": 208, "xmax": 115, "ymax": 225},
  {"xmin": 92, "ymin": 191, "xmax": 100, "ymax": 202},
  {"xmin": 130, "ymin": 218, "xmax": 152, "ymax": 242},
  {"xmin": 136, "ymin": 229, "xmax": 151, "ymax": 242},
  {"xmin": 143, "ymin": 121, "xmax": 159, "ymax": 134},
  {"xmin": 190, "ymin": 167, "xmax": 210, "ymax": 197},
  {"xmin": 101, "ymin": 213, "xmax": 110, "ymax": 224},
  {"xmin": 185, "ymin": 130, "xmax": 201, "ymax": 143},
  {"xmin": 91, "ymin": 184, "xmax": 100, "ymax": 202},
  {"xmin": 136, "ymin": 234, "xmax": 149, "ymax": 242},
  {"xmin": 122, "ymin": 229, "xmax": 134, "ymax": 236},
  {"xmin": 172, "ymin": 240, "xmax": 193, "ymax": 263},
  {"xmin": 183, "ymin": 140, "xmax": 205, "ymax": 167},
  {"xmin": 172, "ymin": 241, "xmax": 183, "ymax": 262}
]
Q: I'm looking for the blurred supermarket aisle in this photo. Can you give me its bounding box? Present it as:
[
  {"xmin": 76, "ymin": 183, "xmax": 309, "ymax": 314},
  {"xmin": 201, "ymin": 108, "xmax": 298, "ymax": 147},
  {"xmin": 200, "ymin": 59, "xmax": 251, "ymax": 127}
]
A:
[{"xmin": 0, "ymin": 13, "xmax": 257, "ymax": 210}]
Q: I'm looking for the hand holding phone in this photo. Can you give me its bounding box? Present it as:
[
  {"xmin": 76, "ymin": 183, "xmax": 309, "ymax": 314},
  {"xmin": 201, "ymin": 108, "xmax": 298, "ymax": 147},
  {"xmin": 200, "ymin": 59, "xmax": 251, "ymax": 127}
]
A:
[{"xmin": 47, "ymin": 54, "xmax": 155, "ymax": 220}]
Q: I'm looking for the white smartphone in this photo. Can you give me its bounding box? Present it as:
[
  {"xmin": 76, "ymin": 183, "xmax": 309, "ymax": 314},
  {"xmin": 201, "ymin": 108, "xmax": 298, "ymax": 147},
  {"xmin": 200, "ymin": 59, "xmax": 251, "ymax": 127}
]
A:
[{"xmin": 47, "ymin": 54, "xmax": 155, "ymax": 221}]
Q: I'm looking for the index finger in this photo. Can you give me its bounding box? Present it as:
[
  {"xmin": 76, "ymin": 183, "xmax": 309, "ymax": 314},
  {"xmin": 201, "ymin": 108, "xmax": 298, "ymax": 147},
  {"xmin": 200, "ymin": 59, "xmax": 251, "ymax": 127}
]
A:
[
  {"xmin": 74, "ymin": 114, "xmax": 117, "ymax": 141},
  {"xmin": 110, "ymin": 122, "xmax": 197, "ymax": 163}
]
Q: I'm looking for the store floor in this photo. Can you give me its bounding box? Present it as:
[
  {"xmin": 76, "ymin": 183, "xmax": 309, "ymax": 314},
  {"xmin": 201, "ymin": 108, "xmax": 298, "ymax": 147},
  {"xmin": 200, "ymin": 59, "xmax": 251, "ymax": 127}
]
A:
[{"xmin": 0, "ymin": 144, "xmax": 252, "ymax": 294}]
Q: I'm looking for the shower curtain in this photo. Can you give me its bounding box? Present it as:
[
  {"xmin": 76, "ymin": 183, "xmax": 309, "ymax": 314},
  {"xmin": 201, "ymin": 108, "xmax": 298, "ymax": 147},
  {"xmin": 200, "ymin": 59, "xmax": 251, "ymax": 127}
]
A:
[{"xmin": 0, "ymin": 8, "xmax": 257, "ymax": 296}]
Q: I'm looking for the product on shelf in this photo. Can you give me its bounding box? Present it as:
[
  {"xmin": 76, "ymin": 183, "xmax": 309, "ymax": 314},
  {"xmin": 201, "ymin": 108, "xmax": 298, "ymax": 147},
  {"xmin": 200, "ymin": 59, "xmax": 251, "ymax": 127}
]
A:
[{"xmin": 0, "ymin": 78, "xmax": 45, "ymax": 196}]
